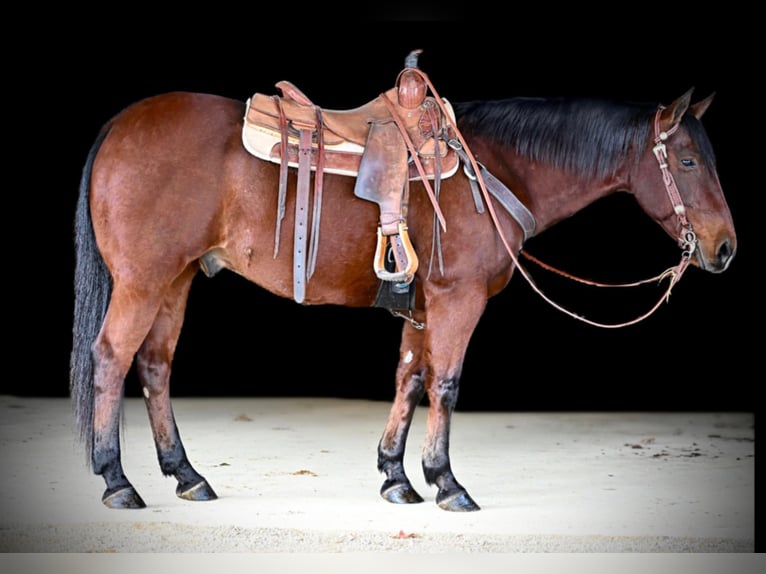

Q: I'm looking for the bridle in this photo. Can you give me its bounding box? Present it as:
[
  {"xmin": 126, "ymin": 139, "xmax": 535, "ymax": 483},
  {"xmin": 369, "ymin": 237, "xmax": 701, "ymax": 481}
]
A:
[
  {"xmin": 506, "ymin": 105, "xmax": 700, "ymax": 328},
  {"xmin": 651, "ymin": 105, "xmax": 699, "ymax": 261}
]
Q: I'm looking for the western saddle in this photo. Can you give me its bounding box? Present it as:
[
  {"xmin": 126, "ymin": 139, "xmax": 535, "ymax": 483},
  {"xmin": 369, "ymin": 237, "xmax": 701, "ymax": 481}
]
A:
[{"xmin": 241, "ymin": 50, "xmax": 461, "ymax": 311}]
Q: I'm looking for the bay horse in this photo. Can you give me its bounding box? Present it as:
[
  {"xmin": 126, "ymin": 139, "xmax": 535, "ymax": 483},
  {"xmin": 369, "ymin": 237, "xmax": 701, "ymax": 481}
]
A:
[{"xmin": 70, "ymin": 67, "xmax": 736, "ymax": 512}]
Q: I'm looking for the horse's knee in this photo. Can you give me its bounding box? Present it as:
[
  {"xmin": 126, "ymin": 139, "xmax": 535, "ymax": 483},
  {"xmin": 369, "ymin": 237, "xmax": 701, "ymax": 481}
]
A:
[
  {"xmin": 398, "ymin": 370, "xmax": 425, "ymax": 401},
  {"xmin": 430, "ymin": 376, "xmax": 460, "ymax": 409}
]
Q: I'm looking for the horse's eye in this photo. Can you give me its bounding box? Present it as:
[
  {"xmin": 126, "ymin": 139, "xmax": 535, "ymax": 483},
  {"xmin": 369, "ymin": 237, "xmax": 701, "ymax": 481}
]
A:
[{"xmin": 680, "ymin": 158, "xmax": 697, "ymax": 168}]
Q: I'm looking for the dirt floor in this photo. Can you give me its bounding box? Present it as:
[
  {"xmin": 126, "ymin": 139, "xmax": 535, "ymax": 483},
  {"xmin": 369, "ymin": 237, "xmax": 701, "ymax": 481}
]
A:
[{"xmin": 0, "ymin": 395, "xmax": 758, "ymax": 572}]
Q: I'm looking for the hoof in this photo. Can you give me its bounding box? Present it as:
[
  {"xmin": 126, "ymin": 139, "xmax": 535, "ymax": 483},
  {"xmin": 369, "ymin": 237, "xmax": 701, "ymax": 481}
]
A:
[
  {"xmin": 381, "ymin": 481, "xmax": 424, "ymax": 504},
  {"xmin": 102, "ymin": 486, "xmax": 146, "ymax": 509},
  {"xmin": 437, "ymin": 490, "xmax": 480, "ymax": 512},
  {"xmin": 177, "ymin": 480, "xmax": 218, "ymax": 501}
]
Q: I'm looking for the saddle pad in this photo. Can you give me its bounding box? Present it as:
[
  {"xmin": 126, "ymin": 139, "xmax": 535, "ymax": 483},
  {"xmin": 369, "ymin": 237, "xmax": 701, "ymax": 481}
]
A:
[{"xmin": 242, "ymin": 102, "xmax": 366, "ymax": 177}]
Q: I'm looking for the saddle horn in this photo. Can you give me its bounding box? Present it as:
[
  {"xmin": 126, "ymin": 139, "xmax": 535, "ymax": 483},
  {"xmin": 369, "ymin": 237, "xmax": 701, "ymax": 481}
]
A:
[{"xmin": 404, "ymin": 49, "xmax": 422, "ymax": 69}]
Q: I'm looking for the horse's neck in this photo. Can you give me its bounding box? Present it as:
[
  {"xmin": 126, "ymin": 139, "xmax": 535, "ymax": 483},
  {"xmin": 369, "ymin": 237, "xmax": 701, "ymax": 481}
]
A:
[
  {"xmin": 529, "ymin": 175, "xmax": 622, "ymax": 235},
  {"xmin": 478, "ymin": 145, "xmax": 624, "ymax": 236}
]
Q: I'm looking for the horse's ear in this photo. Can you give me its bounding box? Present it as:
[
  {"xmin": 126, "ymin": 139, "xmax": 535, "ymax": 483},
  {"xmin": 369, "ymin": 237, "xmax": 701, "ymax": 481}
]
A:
[
  {"xmin": 690, "ymin": 92, "xmax": 715, "ymax": 119},
  {"xmin": 660, "ymin": 88, "xmax": 694, "ymax": 132}
]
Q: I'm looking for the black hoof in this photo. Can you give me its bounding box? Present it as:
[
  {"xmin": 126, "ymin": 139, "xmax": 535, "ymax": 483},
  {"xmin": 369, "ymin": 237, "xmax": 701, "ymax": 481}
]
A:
[
  {"xmin": 437, "ymin": 490, "xmax": 480, "ymax": 512},
  {"xmin": 177, "ymin": 480, "xmax": 218, "ymax": 501},
  {"xmin": 102, "ymin": 486, "xmax": 146, "ymax": 509},
  {"xmin": 380, "ymin": 481, "xmax": 424, "ymax": 504}
]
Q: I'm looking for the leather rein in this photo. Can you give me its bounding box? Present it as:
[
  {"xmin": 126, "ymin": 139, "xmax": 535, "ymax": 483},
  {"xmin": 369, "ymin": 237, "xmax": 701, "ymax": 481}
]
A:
[
  {"xmin": 407, "ymin": 73, "xmax": 698, "ymax": 329},
  {"xmin": 507, "ymin": 105, "xmax": 699, "ymax": 328}
]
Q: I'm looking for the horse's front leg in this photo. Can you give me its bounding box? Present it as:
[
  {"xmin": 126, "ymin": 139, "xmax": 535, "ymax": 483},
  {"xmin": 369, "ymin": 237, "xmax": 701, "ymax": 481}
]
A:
[
  {"xmin": 420, "ymin": 286, "xmax": 486, "ymax": 511},
  {"xmin": 378, "ymin": 320, "xmax": 427, "ymax": 504},
  {"xmin": 136, "ymin": 269, "xmax": 217, "ymax": 502}
]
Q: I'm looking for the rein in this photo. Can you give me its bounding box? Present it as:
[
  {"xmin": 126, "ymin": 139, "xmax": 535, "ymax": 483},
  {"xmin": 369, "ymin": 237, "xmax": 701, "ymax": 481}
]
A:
[
  {"xmin": 397, "ymin": 67, "xmax": 697, "ymax": 329},
  {"xmin": 511, "ymin": 105, "xmax": 699, "ymax": 328}
]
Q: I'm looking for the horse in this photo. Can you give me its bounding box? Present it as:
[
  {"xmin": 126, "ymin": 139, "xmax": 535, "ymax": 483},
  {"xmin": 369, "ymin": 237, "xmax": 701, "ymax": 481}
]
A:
[{"xmin": 70, "ymin": 65, "xmax": 736, "ymax": 512}]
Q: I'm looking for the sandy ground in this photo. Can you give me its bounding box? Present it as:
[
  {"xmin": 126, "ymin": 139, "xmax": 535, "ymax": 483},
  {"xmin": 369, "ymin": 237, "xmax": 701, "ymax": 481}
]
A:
[{"xmin": 0, "ymin": 395, "xmax": 757, "ymax": 568}]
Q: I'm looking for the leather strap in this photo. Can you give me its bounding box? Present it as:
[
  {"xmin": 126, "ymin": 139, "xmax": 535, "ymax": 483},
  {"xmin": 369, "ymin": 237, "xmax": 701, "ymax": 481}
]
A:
[
  {"xmin": 273, "ymin": 96, "xmax": 289, "ymax": 258},
  {"xmin": 293, "ymin": 127, "xmax": 313, "ymax": 303},
  {"xmin": 380, "ymin": 91, "xmax": 446, "ymax": 232},
  {"xmin": 426, "ymin": 104, "xmax": 445, "ymax": 277},
  {"xmin": 456, "ymin": 147, "xmax": 536, "ymax": 241},
  {"xmin": 390, "ymin": 233, "xmax": 410, "ymax": 273},
  {"xmin": 307, "ymin": 107, "xmax": 324, "ymax": 280}
]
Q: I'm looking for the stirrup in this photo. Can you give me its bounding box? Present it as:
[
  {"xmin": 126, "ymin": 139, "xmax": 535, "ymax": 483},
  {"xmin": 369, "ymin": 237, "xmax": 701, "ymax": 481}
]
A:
[{"xmin": 373, "ymin": 221, "xmax": 418, "ymax": 283}]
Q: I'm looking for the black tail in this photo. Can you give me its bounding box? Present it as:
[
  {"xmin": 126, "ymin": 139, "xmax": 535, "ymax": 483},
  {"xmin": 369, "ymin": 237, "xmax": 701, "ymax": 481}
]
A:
[{"xmin": 70, "ymin": 125, "xmax": 112, "ymax": 469}]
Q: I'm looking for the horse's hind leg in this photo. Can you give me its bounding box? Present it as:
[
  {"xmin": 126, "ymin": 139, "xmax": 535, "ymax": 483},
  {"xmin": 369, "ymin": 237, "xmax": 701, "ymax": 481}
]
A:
[
  {"xmin": 378, "ymin": 321, "xmax": 427, "ymax": 504},
  {"xmin": 136, "ymin": 266, "xmax": 217, "ymax": 502},
  {"xmin": 92, "ymin": 287, "xmax": 165, "ymax": 509}
]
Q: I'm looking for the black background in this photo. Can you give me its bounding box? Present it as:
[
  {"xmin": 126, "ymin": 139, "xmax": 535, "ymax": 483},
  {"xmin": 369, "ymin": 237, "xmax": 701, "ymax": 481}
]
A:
[
  {"xmin": 10, "ymin": 9, "xmax": 759, "ymax": 550},
  {"xmin": 19, "ymin": 14, "xmax": 757, "ymax": 417}
]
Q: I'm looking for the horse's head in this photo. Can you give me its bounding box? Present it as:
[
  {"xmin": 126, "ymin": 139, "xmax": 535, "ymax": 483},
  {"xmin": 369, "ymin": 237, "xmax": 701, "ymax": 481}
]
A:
[{"xmin": 634, "ymin": 88, "xmax": 737, "ymax": 273}]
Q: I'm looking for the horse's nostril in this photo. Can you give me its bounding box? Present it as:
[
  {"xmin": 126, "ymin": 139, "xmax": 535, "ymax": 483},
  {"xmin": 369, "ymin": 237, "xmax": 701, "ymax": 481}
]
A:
[
  {"xmin": 717, "ymin": 238, "xmax": 735, "ymax": 270},
  {"xmin": 719, "ymin": 239, "xmax": 731, "ymax": 260}
]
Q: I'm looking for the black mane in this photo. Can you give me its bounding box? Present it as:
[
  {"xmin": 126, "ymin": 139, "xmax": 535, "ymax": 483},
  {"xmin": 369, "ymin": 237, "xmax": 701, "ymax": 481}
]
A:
[{"xmin": 452, "ymin": 97, "xmax": 716, "ymax": 179}]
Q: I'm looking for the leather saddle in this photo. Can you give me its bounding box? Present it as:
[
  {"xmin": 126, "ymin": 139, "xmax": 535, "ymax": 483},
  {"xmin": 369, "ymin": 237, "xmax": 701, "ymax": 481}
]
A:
[
  {"xmin": 242, "ymin": 55, "xmax": 459, "ymax": 305},
  {"xmin": 243, "ymin": 81, "xmax": 458, "ymax": 178}
]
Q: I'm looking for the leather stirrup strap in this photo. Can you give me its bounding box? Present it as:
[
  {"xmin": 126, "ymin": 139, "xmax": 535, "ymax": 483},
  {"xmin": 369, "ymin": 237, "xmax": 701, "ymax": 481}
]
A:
[
  {"xmin": 293, "ymin": 127, "xmax": 313, "ymax": 303},
  {"xmin": 273, "ymin": 96, "xmax": 289, "ymax": 258},
  {"xmin": 380, "ymin": 91, "xmax": 446, "ymax": 232},
  {"xmin": 307, "ymin": 107, "xmax": 324, "ymax": 280},
  {"xmin": 392, "ymin": 176, "xmax": 412, "ymax": 272},
  {"xmin": 390, "ymin": 233, "xmax": 412, "ymax": 273}
]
